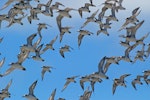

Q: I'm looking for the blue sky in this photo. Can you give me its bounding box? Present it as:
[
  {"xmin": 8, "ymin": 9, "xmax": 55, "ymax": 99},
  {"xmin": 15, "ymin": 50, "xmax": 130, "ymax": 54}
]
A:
[{"xmin": 0, "ymin": 0, "xmax": 150, "ymax": 100}]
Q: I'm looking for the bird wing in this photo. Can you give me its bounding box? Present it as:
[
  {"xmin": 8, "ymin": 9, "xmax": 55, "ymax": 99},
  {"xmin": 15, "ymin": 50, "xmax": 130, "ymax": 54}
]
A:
[
  {"xmin": 5, "ymin": 79, "xmax": 12, "ymax": 91},
  {"xmin": 46, "ymin": 0, "xmax": 53, "ymax": 7},
  {"xmin": 132, "ymin": 7, "xmax": 140, "ymax": 15},
  {"xmin": 17, "ymin": 51, "xmax": 29, "ymax": 64},
  {"xmin": 60, "ymin": 32, "xmax": 65, "ymax": 42},
  {"xmin": 131, "ymin": 80, "xmax": 137, "ymax": 90},
  {"xmin": 78, "ymin": 8, "xmax": 83, "ymax": 18},
  {"xmin": 41, "ymin": 68, "xmax": 46, "ymax": 80},
  {"xmin": 103, "ymin": 61, "xmax": 111, "ymax": 74},
  {"xmin": 56, "ymin": 15, "xmax": 63, "ymax": 32},
  {"xmin": 36, "ymin": 44, "xmax": 43, "ymax": 52},
  {"xmin": 112, "ymin": 82, "xmax": 117, "ymax": 95},
  {"xmin": 50, "ymin": 35, "xmax": 58, "ymax": 46},
  {"xmin": 33, "ymin": 37, "xmax": 42, "ymax": 49},
  {"xmin": 0, "ymin": 57, "xmax": 5, "ymax": 68},
  {"xmin": 90, "ymin": 81, "xmax": 95, "ymax": 92},
  {"xmin": 134, "ymin": 20, "xmax": 144, "ymax": 32},
  {"xmin": 78, "ymin": 34, "xmax": 84, "ymax": 47},
  {"xmin": 3, "ymin": 66, "xmax": 15, "ymax": 76},
  {"xmin": 49, "ymin": 88, "xmax": 56, "ymax": 100},
  {"xmin": 80, "ymin": 20, "xmax": 90, "ymax": 29},
  {"xmin": 98, "ymin": 56, "xmax": 106, "ymax": 73},
  {"xmin": 61, "ymin": 80, "xmax": 70, "ymax": 92},
  {"xmin": 27, "ymin": 33, "xmax": 37, "ymax": 45},
  {"xmin": 29, "ymin": 80, "xmax": 37, "ymax": 95},
  {"xmin": 91, "ymin": 9, "xmax": 99, "ymax": 18},
  {"xmin": 120, "ymin": 74, "xmax": 131, "ymax": 81},
  {"xmin": 80, "ymin": 80, "xmax": 84, "ymax": 90},
  {"xmin": 42, "ymin": 46, "xmax": 49, "ymax": 54},
  {"xmin": 0, "ymin": 0, "xmax": 14, "ymax": 10}
]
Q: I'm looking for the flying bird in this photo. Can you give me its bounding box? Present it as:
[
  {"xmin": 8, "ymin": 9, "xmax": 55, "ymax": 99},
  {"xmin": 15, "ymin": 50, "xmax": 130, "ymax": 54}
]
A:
[
  {"xmin": 59, "ymin": 45, "xmax": 73, "ymax": 58},
  {"xmin": 23, "ymin": 80, "xmax": 39, "ymax": 100},
  {"xmin": 41, "ymin": 35, "xmax": 58, "ymax": 54},
  {"xmin": 78, "ymin": 3, "xmax": 95, "ymax": 18},
  {"xmin": 2, "ymin": 62, "xmax": 26, "ymax": 77},
  {"xmin": 60, "ymin": 26, "xmax": 72, "ymax": 42},
  {"xmin": 41, "ymin": 66, "xmax": 54, "ymax": 80},
  {"xmin": 131, "ymin": 75, "xmax": 143, "ymax": 90},
  {"xmin": 80, "ymin": 9, "xmax": 99, "ymax": 29},
  {"xmin": 0, "ymin": 79, "xmax": 12, "ymax": 99},
  {"xmin": 112, "ymin": 74, "xmax": 131, "ymax": 94},
  {"xmin": 61, "ymin": 76, "xmax": 79, "ymax": 92},
  {"xmin": 78, "ymin": 30, "xmax": 93, "ymax": 48}
]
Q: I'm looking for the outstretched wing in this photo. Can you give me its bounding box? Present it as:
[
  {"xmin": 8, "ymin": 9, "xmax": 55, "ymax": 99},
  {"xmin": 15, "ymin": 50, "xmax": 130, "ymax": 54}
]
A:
[
  {"xmin": 29, "ymin": 80, "xmax": 37, "ymax": 95},
  {"xmin": 112, "ymin": 82, "xmax": 117, "ymax": 95},
  {"xmin": 56, "ymin": 15, "xmax": 63, "ymax": 32},
  {"xmin": 61, "ymin": 80, "xmax": 70, "ymax": 92}
]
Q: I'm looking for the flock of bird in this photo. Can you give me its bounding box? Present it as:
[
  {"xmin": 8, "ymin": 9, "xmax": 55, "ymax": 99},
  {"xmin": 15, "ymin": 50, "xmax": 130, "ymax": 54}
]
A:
[{"xmin": 0, "ymin": 0, "xmax": 150, "ymax": 100}]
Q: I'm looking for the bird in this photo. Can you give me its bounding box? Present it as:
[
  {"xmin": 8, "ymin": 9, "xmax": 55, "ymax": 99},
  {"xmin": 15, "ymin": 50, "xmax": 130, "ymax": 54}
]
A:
[
  {"xmin": 23, "ymin": 80, "xmax": 39, "ymax": 100},
  {"xmin": 143, "ymin": 70, "xmax": 150, "ymax": 76},
  {"xmin": 114, "ymin": 0, "xmax": 126, "ymax": 12},
  {"xmin": 17, "ymin": 48, "xmax": 30, "ymax": 64},
  {"xmin": 37, "ymin": 23, "xmax": 52, "ymax": 37},
  {"xmin": 119, "ymin": 7, "xmax": 141, "ymax": 31},
  {"xmin": 89, "ymin": 72, "xmax": 109, "ymax": 80},
  {"xmin": 2, "ymin": 62, "xmax": 26, "ymax": 76},
  {"xmin": 48, "ymin": 88, "xmax": 56, "ymax": 100},
  {"xmin": 119, "ymin": 43, "xmax": 138, "ymax": 62},
  {"xmin": 133, "ymin": 44, "xmax": 145, "ymax": 63},
  {"xmin": 79, "ymin": 75, "xmax": 91, "ymax": 90},
  {"xmin": 98, "ymin": 6, "xmax": 108, "ymax": 21},
  {"xmin": 61, "ymin": 75, "xmax": 79, "ymax": 92},
  {"xmin": 143, "ymin": 75, "xmax": 150, "ymax": 85},
  {"xmin": 97, "ymin": 56, "xmax": 109, "ymax": 79},
  {"xmin": 40, "ymin": 0, "xmax": 53, "ymax": 17},
  {"xmin": 97, "ymin": 20, "xmax": 110, "ymax": 36},
  {"xmin": 41, "ymin": 35, "xmax": 58, "ymax": 54},
  {"xmin": 112, "ymin": 74, "xmax": 131, "ymax": 94},
  {"xmin": 78, "ymin": 3, "xmax": 95, "ymax": 18},
  {"xmin": 50, "ymin": 2, "xmax": 65, "ymax": 17},
  {"xmin": 41, "ymin": 66, "xmax": 54, "ymax": 80},
  {"xmin": 59, "ymin": 45, "xmax": 73, "ymax": 58},
  {"xmin": 56, "ymin": 8, "xmax": 76, "ymax": 32},
  {"xmin": 21, "ymin": 33, "xmax": 37, "ymax": 52},
  {"xmin": 90, "ymin": 76, "xmax": 102, "ymax": 92},
  {"xmin": 80, "ymin": 9, "xmax": 99, "ymax": 29},
  {"xmin": 135, "ymin": 32, "xmax": 149, "ymax": 45},
  {"xmin": 0, "ymin": 79, "xmax": 12, "ymax": 99},
  {"xmin": 59, "ymin": 26, "xmax": 72, "ymax": 42},
  {"xmin": 27, "ymin": 8, "xmax": 40, "ymax": 24},
  {"xmin": 6, "ymin": 14, "xmax": 27, "ymax": 27},
  {"xmin": 131, "ymin": 75, "xmax": 143, "ymax": 90},
  {"xmin": 79, "ymin": 87, "xmax": 92, "ymax": 100},
  {"xmin": 103, "ymin": 56, "xmax": 119, "ymax": 73},
  {"xmin": 125, "ymin": 20, "xmax": 144, "ymax": 39},
  {"xmin": 78, "ymin": 30, "xmax": 93, "ymax": 48}
]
